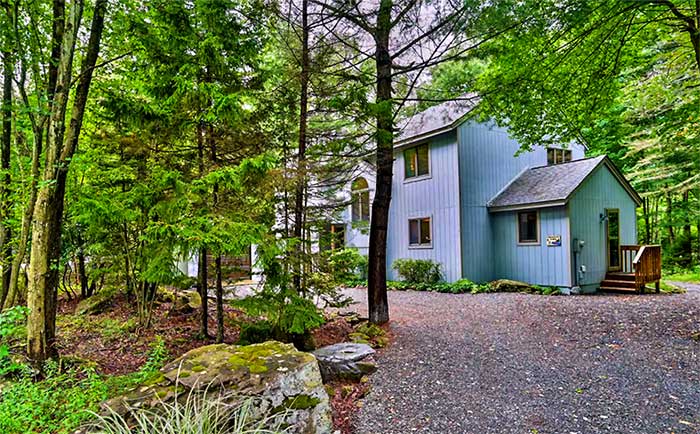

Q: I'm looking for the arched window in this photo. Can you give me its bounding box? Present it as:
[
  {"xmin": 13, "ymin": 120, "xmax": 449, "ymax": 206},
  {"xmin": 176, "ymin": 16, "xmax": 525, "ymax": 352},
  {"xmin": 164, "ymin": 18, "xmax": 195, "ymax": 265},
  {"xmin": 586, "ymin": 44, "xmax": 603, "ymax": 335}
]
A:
[{"xmin": 351, "ymin": 177, "xmax": 370, "ymax": 222}]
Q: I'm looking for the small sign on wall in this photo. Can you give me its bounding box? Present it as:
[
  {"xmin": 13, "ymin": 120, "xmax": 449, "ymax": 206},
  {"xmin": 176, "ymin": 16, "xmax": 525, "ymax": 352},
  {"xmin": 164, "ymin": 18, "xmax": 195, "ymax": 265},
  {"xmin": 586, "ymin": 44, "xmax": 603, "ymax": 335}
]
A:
[{"xmin": 546, "ymin": 235, "xmax": 562, "ymax": 247}]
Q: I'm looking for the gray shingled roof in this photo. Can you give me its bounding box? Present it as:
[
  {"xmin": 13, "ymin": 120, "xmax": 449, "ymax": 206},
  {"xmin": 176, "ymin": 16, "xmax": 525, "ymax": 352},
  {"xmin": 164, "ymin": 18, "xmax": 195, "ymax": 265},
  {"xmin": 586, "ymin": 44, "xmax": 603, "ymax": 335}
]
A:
[
  {"xmin": 488, "ymin": 156, "xmax": 608, "ymax": 211},
  {"xmin": 396, "ymin": 94, "xmax": 480, "ymax": 146}
]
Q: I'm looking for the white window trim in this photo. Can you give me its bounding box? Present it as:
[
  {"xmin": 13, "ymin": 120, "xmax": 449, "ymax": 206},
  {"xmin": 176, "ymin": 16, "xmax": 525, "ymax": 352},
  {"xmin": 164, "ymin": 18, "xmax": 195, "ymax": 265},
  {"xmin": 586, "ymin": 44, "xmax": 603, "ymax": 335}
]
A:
[
  {"xmin": 403, "ymin": 143, "xmax": 431, "ymax": 184},
  {"xmin": 408, "ymin": 216, "xmax": 433, "ymax": 249},
  {"xmin": 547, "ymin": 147, "xmax": 572, "ymax": 165},
  {"xmin": 516, "ymin": 211, "xmax": 540, "ymax": 246},
  {"xmin": 351, "ymin": 181, "xmax": 371, "ymax": 223}
]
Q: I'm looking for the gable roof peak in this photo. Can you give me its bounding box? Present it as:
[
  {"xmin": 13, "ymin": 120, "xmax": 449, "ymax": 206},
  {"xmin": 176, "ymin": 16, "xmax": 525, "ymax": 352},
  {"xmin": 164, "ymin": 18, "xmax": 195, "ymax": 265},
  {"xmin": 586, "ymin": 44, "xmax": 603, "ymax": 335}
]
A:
[
  {"xmin": 395, "ymin": 93, "xmax": 480, "ymax": 147},
  {"xmin": 488, "ymin": 156, "xmax": 641, "ymax": 212}
]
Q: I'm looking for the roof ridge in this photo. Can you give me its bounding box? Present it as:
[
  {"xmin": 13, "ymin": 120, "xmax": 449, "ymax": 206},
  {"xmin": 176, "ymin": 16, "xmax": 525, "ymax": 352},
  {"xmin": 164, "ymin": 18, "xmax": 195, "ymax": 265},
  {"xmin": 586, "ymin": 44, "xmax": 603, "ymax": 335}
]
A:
[{"xmin": 529, "ymin": 155, "xmax": 605, "ymax": 171}]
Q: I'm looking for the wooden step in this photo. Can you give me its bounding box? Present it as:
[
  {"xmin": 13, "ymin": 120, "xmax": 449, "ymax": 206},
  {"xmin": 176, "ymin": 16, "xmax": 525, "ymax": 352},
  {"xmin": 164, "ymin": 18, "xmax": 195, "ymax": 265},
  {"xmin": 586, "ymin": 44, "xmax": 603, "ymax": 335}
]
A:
[
  {"xmin": 599, "ymin": 286, "xmax": 638, "ymax": 293},
  {"xmin": 600, "ymin": 279, "xmax": 637, "ymax": 288},
  {"xmin": 605, "ymin": 272, "xmax": 636, "ymax": 282}
]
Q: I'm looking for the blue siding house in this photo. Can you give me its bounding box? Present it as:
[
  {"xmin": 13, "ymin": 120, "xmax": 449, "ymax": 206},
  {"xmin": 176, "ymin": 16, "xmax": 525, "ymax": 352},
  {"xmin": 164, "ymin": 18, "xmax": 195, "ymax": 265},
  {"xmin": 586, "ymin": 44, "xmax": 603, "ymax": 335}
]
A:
[{"xmin": 345, "ymin": 99, "xmax": 654, "ymax": 293}]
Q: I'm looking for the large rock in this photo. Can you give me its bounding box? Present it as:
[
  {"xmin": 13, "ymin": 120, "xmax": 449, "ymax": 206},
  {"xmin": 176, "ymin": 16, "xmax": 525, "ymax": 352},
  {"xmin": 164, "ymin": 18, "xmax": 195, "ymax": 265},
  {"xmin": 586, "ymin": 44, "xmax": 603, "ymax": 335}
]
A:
[
  {"xmin": 74, "ymin": 291, "xmax": 114, "ymax": 316},
  {"xmin": 101, "ymin": 341, "xmax": 332, "ymax": 434},
  {"xmin": 173, "ymin": 290, "xmax": 202, "ymax": 313},
  {"xmin": 490, "ymin": 279, "xmax": 534, "ymax": 292},
  {"xmin": 312, "ymin": 343, "xmax": 376, "ymax": 382}
]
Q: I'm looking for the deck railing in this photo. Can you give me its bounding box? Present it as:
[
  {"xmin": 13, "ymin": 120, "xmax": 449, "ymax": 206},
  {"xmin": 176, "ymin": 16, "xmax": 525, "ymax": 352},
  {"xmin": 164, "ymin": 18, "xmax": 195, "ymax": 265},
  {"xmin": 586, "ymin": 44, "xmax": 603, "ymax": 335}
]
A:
[
  {"xmin": 621, "ymin": 244, "xmax": 662, "ymax": 293},
  {"xmin": 620, "ymin": 245, "xmax": 641, "ymax": 274}
]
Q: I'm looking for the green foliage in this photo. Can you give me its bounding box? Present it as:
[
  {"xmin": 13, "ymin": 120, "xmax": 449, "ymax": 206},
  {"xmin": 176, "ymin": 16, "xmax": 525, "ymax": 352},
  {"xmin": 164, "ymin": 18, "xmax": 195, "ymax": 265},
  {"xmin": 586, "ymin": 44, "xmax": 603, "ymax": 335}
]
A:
[
  {"xmin": 0, "ymin": 306, "xmax": 28, "ymax": 341},
  {"xmin": 237, "ymin": 321, "xmax": 276, "ymax": 346},
  {"xmin": 232, "ymin": 241, "xmax": 324, "ymax": 346},
  {"xmin": 0, "ymin": 335, "xmax": 173, "ymax": 434},
  {"xmin": 392, "ymin": 259, "xmax": 443, "ymax": 285},
  {"xmin": 529, "ymin": 285, "xmax": 562, "ymax": 296},
  {"xmin": 0, "ymin": 306, "xmax": 29, "ymax": 376},
  {"xmin": 386, "ymin": 278, "xmax": 490, "ymax": 294},
  {"xmin": 0, "ymin": 363, "xmax": 108, "ymax": 434},
  {"xmin": 92, "ymin": 394, "xmax": 279, "ymax": 434},
  {"xmin": 350, "ymin": 321, "xmax": 389, "ymax": 348},
  {"xmin": 664, "ymin": 266, "xmax": 700, "ymax": 284},
  {"xmin": 326, "ymin": 248, "xmax": 367, "ymax": 283},
  {"xmin": 140, "ymin": 336, "xmax": 169, "ymax": 376}
]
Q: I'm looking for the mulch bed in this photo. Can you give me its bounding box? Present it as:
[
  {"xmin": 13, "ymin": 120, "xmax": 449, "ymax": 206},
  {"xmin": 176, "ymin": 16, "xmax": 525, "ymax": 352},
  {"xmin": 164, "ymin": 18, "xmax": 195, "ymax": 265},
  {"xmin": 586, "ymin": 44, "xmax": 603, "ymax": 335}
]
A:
[{"xmin": 57, "ymin": 293, "xmax": 244, "ymax": 375}]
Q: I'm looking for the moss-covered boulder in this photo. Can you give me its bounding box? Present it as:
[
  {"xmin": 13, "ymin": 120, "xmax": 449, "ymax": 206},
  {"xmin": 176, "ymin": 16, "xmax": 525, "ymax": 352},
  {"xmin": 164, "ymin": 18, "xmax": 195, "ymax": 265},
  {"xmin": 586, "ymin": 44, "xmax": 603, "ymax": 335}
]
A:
[
  {"xmin": 102, "ymin": 341, "xmax": 332, "ymax": 434},
  {"xmin": 490, "ymin": 279, "xmax": 535, "ymax": 293},
  {"xmin": 74, "ymin": 291, "xmax": 114, "ymax": 316},
  {"xmin": 173, "ymin": 290, "xmax": 202, "ymax": 313}
]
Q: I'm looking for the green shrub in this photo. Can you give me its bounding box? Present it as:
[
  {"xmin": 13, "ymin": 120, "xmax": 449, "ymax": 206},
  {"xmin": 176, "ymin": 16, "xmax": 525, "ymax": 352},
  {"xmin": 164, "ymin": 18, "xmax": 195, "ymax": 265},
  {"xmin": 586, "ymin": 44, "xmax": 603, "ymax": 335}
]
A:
[
  {"xmin": 530, "ymin": 285, "xmax": 561, "ymax": 296},
  {"xmin": 386, "ymin": 278, "xmax": 490, "ymax": 294},
  {"xmin": 140, "ymin": 336, "xmax": 169, "ymax": 375},
  {"xmin": 392, "ymin": 258, "xmax": 442, "ymax": 284},
  {"xmin": 327, "ymin": 248, "xmax": 367, "ymax": 283},
  {"xmin": 237, "ymin": 320, "xmax": 276, "ymax": 346}
]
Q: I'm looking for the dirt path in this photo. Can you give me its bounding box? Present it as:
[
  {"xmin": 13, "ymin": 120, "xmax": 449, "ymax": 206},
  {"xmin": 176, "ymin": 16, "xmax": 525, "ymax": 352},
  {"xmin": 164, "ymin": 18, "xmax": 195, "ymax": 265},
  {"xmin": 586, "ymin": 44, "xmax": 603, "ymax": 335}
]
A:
[{"xmin": 347, "ymin": 289, "xmax": 700, "ymax": 434}]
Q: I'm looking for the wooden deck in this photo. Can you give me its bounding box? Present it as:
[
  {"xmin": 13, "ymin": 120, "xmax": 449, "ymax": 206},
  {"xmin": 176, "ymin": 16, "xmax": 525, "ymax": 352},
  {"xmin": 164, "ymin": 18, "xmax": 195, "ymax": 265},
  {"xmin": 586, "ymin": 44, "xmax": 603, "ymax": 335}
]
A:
[{"xmin": 600, "ymin": 245, "xmax": 662, "ymax": 294}]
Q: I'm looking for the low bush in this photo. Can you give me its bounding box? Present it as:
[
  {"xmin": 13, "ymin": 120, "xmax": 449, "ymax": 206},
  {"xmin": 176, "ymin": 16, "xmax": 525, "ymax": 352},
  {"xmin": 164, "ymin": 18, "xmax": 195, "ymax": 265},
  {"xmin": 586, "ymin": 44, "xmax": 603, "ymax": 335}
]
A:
[
  {"xmin": 327, "ymin": 248, "xmax": 367, "ymax": 282},
  {"xmin": 392, "ymin": 258, "xmax": 442, "ymax": 284},
  {"xmin": 529, "ymin": 285, "xmax": 561, "ymax": 296},
  {"xmin": 385, "ymin": 278, "xmax": 490, "ymax": 293}
]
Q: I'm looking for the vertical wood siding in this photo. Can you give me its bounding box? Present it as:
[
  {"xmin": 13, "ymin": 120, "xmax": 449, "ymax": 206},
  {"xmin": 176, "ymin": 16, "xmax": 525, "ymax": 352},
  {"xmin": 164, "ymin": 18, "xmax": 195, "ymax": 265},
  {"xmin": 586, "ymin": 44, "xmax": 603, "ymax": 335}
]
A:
[
  {"xmin": 387, "ymin": 131, "xmax": 462, "ymax": 282},
  {"xmin": 457, "ymin": 121, "xmax": 584, "ymax": 282},
  {"xmin": 569, "ymin": 165, "xmax": 638, "ymax": 289},
  {"xmin": 492, "ymin": 207, "xmax": 573, "ymax": 287}
]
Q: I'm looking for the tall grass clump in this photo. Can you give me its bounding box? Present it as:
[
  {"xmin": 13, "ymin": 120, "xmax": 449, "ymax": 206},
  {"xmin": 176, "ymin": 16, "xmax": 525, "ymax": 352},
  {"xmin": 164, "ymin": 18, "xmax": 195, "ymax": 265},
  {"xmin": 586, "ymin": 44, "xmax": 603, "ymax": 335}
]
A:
[{"xmin": 88, "ymin": 386, "xmax": 284, "ymax": 434}]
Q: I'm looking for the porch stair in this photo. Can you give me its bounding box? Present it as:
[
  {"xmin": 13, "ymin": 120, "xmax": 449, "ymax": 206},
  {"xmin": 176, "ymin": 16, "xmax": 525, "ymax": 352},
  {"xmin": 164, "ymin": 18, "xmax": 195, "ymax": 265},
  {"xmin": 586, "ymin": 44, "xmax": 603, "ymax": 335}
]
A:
[
  {"xmin": 600, "ymin": 273, "xmax": 638, "ymax": 293},
  {"xmin": 599, "ymin": 244, "xmax": 662, "ymax": 294}
]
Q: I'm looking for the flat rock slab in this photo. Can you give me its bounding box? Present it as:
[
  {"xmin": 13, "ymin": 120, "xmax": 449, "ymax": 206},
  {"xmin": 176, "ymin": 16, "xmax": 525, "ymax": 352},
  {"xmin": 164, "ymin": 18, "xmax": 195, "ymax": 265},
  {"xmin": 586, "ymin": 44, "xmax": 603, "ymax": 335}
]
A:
[{"xmin": 313, "ymin": 343, "xmax": 376, "ymax": 382}]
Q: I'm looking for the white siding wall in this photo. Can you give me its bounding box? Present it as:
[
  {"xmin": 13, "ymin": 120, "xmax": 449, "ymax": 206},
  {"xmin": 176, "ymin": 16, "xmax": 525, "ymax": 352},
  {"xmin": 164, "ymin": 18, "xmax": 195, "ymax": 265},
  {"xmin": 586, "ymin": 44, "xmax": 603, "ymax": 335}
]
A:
[{"xmin": 386, "ymin": 132, "xmax": 463, "ymax": 282}]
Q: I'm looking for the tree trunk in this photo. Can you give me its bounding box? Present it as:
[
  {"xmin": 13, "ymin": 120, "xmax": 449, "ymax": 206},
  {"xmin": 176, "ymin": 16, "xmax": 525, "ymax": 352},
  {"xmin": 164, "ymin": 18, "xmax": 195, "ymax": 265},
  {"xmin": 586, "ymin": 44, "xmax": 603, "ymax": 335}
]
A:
[
  {"xmin": 366, "ymin": 0, "xmax": 393, "ymax": 325},
  {"xmin": 293, "ymin": 0, "xmax": 310, "ymax": 294},
  {"xmin": 77, "ymin": 239, "xmax": 88, "ymax": 299},
  {"xmin": 27, "ymin": 0, "xmax": 106, "ymax": 365},
  {"xmin": 643, "ymin": 197, "xmax": 651, "ymax": 244},
  {"xmin": 666, "ymin": 190, "xmax": 675, "ymax": 244},
  {"xmin": 197, "ymin": 247, "xmax": 209, "ymax": 338},
  {"xmin": 683, "ymin": 191, "xmax": 692, "ymax": 264},
  {"xmin": 0, "ymin": 48, "xmax": 12, "ymax": 307},
  {"xmin": 215, "ymin": 255, "xmax": 224, "ymax": 343}
]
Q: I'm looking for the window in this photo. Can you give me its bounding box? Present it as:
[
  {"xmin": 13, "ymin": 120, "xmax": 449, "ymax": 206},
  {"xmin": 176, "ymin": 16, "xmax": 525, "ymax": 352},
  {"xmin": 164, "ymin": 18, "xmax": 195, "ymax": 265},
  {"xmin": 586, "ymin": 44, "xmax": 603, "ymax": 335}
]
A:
[
  {"xmin": 517, "ymin": 211, "xmax": 539, "ymax": 244},
  {"xmin": 547, "ymin": 148, "xmax": 572, "ymax": 165},
  {"xmin": 351, "ymin": 177, "xmax": 370, "ymax": 222},
  {"xmin": 330, "ymin": 224, "xmax": 346, "ymax": 250},
  {"xmin": 404, "ymin": 143, "xmax": 430, "ymax": 179},
  {"xmin": 408, "ymin": 217, "xmax": 432, "ymax": 247}
]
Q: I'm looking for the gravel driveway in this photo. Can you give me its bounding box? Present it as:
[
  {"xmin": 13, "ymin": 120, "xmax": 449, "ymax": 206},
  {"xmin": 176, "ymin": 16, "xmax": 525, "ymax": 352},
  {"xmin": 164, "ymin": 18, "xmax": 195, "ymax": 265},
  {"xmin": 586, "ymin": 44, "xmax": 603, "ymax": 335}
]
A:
[{"xmin": 347, "ymin": 286, "xmax": 700, "ymax": 434}]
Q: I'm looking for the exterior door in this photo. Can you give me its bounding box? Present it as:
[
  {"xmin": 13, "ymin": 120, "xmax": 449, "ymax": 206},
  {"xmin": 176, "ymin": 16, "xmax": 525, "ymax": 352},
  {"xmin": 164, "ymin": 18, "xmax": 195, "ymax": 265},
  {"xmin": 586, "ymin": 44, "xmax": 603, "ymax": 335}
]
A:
[{"xmin": 606, "ymin": 209, "xmax": 621, "ymax": 271}]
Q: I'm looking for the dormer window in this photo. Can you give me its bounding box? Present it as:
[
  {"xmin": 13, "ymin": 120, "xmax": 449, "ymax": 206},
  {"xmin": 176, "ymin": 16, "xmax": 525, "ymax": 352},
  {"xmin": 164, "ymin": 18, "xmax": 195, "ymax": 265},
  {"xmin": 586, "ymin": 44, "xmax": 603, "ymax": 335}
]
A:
[
  {"xmin": 404, "ymin": 143, "xmax": 430, "ymax": 179},
  {"xmin": 351, "ymin": 177, "xmax": 370, "ymax": 222},
  {"xmin": 547, "ymin": 148, "xmax": 572, "ymax": 165}
]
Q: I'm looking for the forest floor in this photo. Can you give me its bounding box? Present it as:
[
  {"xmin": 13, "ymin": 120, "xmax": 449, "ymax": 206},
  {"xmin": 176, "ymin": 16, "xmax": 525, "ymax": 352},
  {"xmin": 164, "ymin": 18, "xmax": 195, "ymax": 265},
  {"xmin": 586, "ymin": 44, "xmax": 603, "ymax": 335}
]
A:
[
  {"xmin": 347, "ymin": 288, "xmax": 700, "ymax": 434},
  {"xmin": 53, "ymin": 291, "xmax": 368, "ymax": 432}
]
